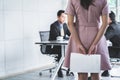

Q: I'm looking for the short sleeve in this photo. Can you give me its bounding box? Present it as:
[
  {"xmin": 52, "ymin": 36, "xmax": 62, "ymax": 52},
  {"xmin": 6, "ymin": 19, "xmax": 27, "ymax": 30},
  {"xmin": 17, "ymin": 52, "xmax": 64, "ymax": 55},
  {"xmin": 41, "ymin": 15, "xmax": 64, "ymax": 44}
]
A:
[
  {"xmin": 102, "ymin": 0, "xmax": 109, "ymax": 15},
  {"xmin": 65, "ymin": 0, "xmax": 75, "ymax": 16}
]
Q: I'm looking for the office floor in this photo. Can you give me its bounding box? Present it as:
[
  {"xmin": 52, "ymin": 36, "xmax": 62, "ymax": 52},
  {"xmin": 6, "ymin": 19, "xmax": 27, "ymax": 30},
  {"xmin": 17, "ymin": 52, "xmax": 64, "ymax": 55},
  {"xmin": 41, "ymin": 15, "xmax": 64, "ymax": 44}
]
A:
[
  {"xmin": 1, "ymin": 67, "xmax": 120, "ymax": 80},
  {"xmin": 1, "ymin": 57, "xmax": 120, "ymax": 80}
]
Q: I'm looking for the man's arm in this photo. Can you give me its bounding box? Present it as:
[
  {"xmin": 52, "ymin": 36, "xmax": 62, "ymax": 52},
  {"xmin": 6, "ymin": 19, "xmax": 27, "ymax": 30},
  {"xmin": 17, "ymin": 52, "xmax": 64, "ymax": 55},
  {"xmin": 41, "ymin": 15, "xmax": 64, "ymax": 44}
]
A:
[
  {"xmin": 105, "ymin": 25, "xmax": 114, "ymax": 40},
  {"xmin": 64, "ymin": 23, "xmax": 71, "ymax": 36},
  {"xmin": 49, "ymin": 24, "xmax": 59, "ymax": 40},
  {"xmin": 66, "ymin": 28, "xmax": 71, "ymax": 36}
]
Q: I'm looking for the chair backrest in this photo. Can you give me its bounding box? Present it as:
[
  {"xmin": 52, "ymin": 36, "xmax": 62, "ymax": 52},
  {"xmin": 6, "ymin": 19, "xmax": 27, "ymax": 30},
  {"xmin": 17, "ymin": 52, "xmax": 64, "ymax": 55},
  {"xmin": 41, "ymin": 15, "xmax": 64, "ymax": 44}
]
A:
[
  {"xmin": 108, "ymin": 46, "xmax": 120, "ymax": 58},
  {"xmin": 39, "ymin": 31, "xmax": 49, "ymax": 41},
  {"xmin": 39, "ymin": 31, "xmax": 50, "ymax": 54}
]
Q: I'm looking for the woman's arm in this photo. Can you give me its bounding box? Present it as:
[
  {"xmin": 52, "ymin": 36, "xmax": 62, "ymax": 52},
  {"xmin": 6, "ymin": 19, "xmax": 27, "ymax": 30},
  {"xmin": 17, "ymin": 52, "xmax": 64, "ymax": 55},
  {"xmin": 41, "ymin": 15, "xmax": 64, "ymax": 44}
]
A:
[
  {"xmin": 88, "ymin": 15, "xmax": 108, "ymax": 54},
  {"xmin": 67, "ymin": 14, "xmax": 86, "ymax": 54}
]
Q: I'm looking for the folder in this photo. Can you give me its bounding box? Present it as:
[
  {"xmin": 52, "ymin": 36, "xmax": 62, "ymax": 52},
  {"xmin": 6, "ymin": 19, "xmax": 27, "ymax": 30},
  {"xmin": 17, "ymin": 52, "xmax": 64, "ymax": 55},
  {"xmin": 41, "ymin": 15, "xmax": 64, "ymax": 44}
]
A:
[{"xmin": 70, "ymin": 53, "xmax": 101, "ymax": 73}]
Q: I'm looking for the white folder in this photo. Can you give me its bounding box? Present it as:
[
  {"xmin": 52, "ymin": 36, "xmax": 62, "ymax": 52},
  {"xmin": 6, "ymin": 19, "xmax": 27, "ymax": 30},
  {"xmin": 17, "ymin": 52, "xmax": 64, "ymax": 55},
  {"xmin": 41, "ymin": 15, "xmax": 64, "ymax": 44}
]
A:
[{"xmin": 70, "ymin": 53, "xmax": 101, "ymax": 73}]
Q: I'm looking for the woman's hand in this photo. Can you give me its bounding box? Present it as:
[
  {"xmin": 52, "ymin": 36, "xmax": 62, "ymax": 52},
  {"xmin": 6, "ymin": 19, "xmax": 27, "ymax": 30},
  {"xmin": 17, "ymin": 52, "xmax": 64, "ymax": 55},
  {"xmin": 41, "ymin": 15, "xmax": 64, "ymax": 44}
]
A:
[
  {"xmin": 88, "ymin": 44, "xmax": 97, "ymax": 54},
  {"xmin": 78, "ymin": 45, "xmax": 86, "ymax": 54}
]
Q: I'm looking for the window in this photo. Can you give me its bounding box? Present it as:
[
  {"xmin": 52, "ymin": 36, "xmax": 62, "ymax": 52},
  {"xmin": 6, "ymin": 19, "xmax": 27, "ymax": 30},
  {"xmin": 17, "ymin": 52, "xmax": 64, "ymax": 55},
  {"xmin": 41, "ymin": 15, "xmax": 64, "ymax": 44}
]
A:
[{"xmin": 109, "ymin": 0, "xmax": 120, "ymax": 21}]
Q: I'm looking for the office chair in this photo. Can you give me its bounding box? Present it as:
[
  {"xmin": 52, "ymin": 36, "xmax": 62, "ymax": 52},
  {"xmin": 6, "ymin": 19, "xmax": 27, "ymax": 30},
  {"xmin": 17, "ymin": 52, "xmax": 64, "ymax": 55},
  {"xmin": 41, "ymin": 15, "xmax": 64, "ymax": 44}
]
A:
[
  {"xmin": 108, "ymin": 46, "xmax": 120, "ymax": 77},
  {"xmin": 39, "ymin": 31, "xmax": 58, "ymax": 77},
  {"xmin": 109, "ymin": 46, "xmax": 120, "ymax": 59},
  {"xmin": 39, "ymin": 31, "xmax": 50, "ymax": 54}
]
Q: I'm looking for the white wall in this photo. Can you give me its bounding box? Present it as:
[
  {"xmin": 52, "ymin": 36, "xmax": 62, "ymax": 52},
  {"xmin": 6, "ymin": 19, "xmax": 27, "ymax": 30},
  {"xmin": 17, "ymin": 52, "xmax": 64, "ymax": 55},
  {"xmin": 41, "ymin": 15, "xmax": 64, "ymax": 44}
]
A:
[{"xmin": 0, "ymin": 0, "xmax": 65, "ymax": 77}]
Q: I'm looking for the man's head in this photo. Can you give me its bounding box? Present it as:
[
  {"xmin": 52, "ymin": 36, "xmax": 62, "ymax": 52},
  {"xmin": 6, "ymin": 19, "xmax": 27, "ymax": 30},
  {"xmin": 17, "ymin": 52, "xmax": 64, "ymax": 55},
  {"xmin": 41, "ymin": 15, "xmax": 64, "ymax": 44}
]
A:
[
  {"xmin": 57, "ymin": 10, "xmax": 66, "ymax": 24},
  {"xmin": 109, "ymin": 11, "xmax": 116, "ymax": 23}
]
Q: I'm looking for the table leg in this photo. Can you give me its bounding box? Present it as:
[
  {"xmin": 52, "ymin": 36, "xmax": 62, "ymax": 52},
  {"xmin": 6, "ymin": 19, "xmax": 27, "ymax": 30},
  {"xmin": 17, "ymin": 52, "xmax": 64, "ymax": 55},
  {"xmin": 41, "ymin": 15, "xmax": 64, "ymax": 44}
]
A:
[{"xmin": 51, "ymin": 45, "xmax": 65, "ymax": 80}]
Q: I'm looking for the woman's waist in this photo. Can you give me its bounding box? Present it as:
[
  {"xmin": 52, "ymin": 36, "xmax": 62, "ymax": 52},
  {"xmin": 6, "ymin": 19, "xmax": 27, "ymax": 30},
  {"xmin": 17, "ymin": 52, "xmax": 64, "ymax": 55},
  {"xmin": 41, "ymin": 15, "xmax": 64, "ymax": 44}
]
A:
[{"xmin": 75, "ymin": 22, "xmax": 99, "ymax": 27}]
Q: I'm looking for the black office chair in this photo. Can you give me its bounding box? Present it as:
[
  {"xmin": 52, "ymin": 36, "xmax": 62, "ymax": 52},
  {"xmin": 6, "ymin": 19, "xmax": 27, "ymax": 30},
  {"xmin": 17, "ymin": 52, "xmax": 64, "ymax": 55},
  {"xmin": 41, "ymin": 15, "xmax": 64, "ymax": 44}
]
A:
[
  {"xmin": 108, "ymin": 46, "xmax": 120, "ymax": 77},
  {"xmin": 39, "ymin": 31, "xmax": 50, "ymax": 54},
  {"xmin": 39, "ymin": 31, "xmax": 58, "ymax": 77},
  {"xmin": 109, "ymin": 46, "xmax": 120, "ymax": 59}
]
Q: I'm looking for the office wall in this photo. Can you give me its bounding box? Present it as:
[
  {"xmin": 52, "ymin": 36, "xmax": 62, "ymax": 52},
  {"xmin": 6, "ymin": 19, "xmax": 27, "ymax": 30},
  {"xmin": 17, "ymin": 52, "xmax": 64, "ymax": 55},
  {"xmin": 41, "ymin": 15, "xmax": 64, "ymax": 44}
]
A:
[{"xmin": 0, "ymin": 0, "xmax": 65, "ymax": 77}]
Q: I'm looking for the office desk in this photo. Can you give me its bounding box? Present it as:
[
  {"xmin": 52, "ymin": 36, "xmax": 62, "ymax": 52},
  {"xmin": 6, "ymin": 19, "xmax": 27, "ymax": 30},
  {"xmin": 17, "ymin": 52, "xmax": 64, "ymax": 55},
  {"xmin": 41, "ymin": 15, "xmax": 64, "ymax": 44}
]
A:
[{"xmin": 35, "ymin": 40, "xmax": 68, "ymax": 80}]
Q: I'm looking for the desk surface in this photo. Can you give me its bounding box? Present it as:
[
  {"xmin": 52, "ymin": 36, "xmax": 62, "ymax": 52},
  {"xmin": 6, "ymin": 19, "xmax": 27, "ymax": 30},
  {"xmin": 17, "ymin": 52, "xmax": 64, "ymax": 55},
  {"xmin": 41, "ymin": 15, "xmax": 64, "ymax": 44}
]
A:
[{"xmin": 35, "ymin": 40, "xmax": 68, "ymax": 45}]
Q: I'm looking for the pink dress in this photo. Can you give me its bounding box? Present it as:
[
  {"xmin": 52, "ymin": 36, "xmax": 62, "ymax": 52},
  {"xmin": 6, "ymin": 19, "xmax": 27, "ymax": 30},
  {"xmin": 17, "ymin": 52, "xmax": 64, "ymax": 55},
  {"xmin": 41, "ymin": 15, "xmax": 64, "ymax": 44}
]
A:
[{"xmin": 63, "ymin": 0, "xmax": 111, "ymax": 70}]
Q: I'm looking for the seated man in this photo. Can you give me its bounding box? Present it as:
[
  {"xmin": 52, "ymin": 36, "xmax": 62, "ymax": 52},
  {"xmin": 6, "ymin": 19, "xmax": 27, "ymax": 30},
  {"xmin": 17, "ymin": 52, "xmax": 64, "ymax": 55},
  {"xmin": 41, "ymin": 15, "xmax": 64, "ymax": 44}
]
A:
[
  {"xmin": 48, "ymin": 10, "xmax": 70, "ymax": 77},
  {"xmin": 102, "ymin": 11, "xmax": 120, "ymax": 76},
  {"xmin": 105, "ymin": 11, "xmax": 120, "ymax": 47}
]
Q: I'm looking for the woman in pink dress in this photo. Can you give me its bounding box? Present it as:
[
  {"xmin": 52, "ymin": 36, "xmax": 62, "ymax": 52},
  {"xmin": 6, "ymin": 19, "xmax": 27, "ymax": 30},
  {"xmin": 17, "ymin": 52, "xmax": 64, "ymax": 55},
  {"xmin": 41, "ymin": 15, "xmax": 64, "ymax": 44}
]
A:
[{"xmin": 63, "ymin": 0, "xmax": 111, "ymax": 80}]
